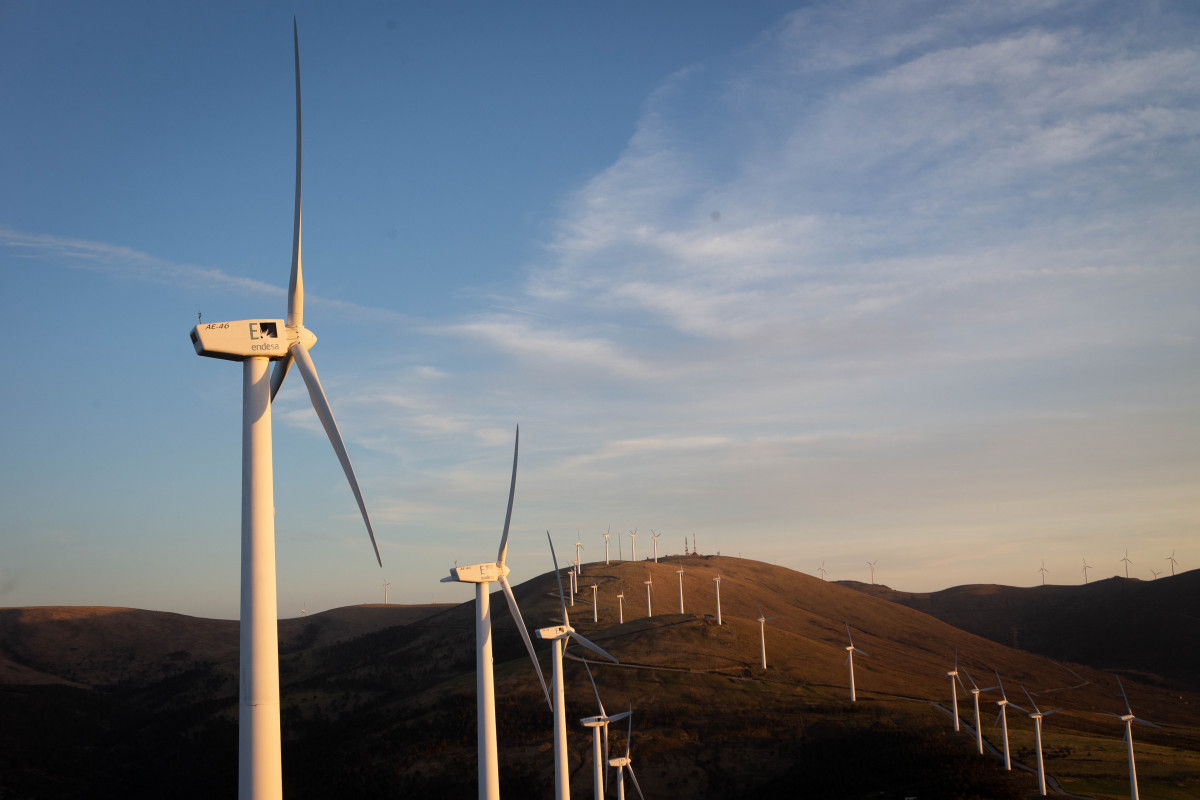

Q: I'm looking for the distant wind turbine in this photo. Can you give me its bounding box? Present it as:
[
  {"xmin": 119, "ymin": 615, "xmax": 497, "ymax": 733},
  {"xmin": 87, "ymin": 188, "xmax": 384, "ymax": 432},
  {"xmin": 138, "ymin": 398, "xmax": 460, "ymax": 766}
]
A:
[
  {"xmin": 1121, "ymin": 549, "xmax": 1133, "ymax": 579},
  {"xmin": 651, "ymin": 531, "xmax": 661, "ymax": 563},
  {"xmin": 867, "ymin": 560, "xmax": 877, "ymax": 585},
  {"xmin": 1038, "ymin": 560, "xmax": 1049, "ymax": 586},
  {"xmin": 1021, "ymin": 686, "xmax": 1061, "ymax": 796},
  {"xmin": 1166, "ymin": 549, "xmax": 1178, "ymax": 576},
  {"xmin": 575, "ymin": 538, "xmax": 585, "ymax": 573},
  {"xmin": 755, "ymin": 602, "xmax": 776, "ymax": 670},
  {"xmin": 590, "ymin": 584, "xmax": 599, "ymax": 623},
  {"xmin": 629, "ymin": 529, "xmax": 637, "ymax": 562},
  {"xmin": 441, "ymin": 427, "xmax": 551, "ymax": 800},
  {"xmin": 383, "ymin": 579, "xmax": 389, "ymax": 605},
  {"xmin": 1150, "ymin": 569, "xmax": 1161, "ymax": 580},
  {"xmin": 818, "ymin": 561, "xmax": 827, "ymax": 581},
  {"xmin": 616, "ymin": 587, "xmax": 626, "ymax": 624},
  {"xmin": 1108, "ymin": 676, "xmax": 1161, "ymax": 800},
  {"xmin": 644, "ymin": 575, "xmax": 654, "ymax": 617},
  {"xmin": 675, "ymin": 568, "xmax": 687, "ymax": 613},
  {"xmin": 713, "ymin": 573, "xmax": 724, "ymax": 625},
  {"xmin": 536, "ymin": 533, "xmax": 619, "ymax": 800},
  {"xmin": 1082, "ymin": 558, "xmax": 1093, "ymax": 584},
  {"xmin": 603, "ymin": 528, "xmax": 611, "ymax": 566},
  {"xmin": 844, "ymin": 625, "xmax": 868, "ymax": 702},
  {"xmin": 946, "ymin": 650, "xmax": 963, "ymax": 732},
  {"xmin": 188, "ymin": 22, "xmax": 383, "ymax": 798}
]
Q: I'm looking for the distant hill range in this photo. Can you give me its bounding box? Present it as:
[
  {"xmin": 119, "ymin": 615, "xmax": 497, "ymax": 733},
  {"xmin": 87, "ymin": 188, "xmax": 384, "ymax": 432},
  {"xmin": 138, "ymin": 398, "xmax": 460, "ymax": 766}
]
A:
[
  {"xmin": 2, "ymin": 557, "xmax": 1197, "ymax": 799},
  {"xmin": 837, "ymin": 570, "xmax": 1200, "ymax": 689}
]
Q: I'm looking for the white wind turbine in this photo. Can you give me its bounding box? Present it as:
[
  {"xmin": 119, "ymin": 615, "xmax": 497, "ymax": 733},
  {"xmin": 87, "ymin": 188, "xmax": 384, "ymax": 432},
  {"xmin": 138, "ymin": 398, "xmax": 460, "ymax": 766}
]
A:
[
  {"xmin": 590, "ymin": 583, "xmax": 599, "ymax": 623},
  {"xmin": 442, "ymin": 428, "xmax": 552, "ymax": 800},
  {"xmin": 1121, "ymin": 549, "xmax": 1133, "ymax": 579},
  {"xmin": 1082, "ymin": 558, "xmax": 1093, "ymax": 584},
  {"xmin": 755, "ymin": 601, "xmax": 776, "ymax": 670},
  {"xmin": 578, "ymin": 658, "xmax": 630, "ymax": 800},
  {"xmin": 608, "ymin": 708, "xmax": 646, "ymax": 800},
  {"xmin": 1108, "ymin": 675, "xmax": 1161, "ymax": 800},
  {"xmin": 1166, "ymin": 549, "xmax": 1178, "ymax": 576},
  {"xmin": 1151, "ymin": 569, "xmax": 1161, "ymax": 580},
  {"xmin": 1038, "ymin": 560, "xmax": 1049, "ymax": 586},
  {"xmin": 535, "ymin": 533, "xmax": 619, "ymax": 800},
  {"xmin": 603, "ymin": 528, "xmax": 611, "ymax": 566},
  {"xmin": 616, "ymin": 587, "xmax": 626, "ymax": 624},
  {"xmin": 961, "ymin": 667, "xmax": 998, "ymax": 755},
  {"xmin": 650, "ymin": 531, "xmax": 661, "ymax": 563},
  {"xmin": 946, "ymin": 650, "xmax": 963, "ymax": 732},
  {"xmin": 643, "ymin": 575, "xmax": 654, "ymax": 617},
  {"xmin": 675, "ymin": 568, "xmax": 687, "ymax": 613},
  {"xmin": 713, "ymin": 572, "xmax": 724, "ymax": 625},
  {"xmin": 629, "ymin": 529, "xmax": 637, "ymax": 562},
  {"xmin": 575, "ymin": 538, "xmax": 585, "ymax": 573},
  {"xmin": 1021, "ymin": 686, "xmax": 1061, "ymax": 796},
  {"xmin": 818, "ymin": 561, "xmax": 827, "ymax": 581},
  {"xmin": 993, "ymin": 670, "xmax": 1026, "ymax": 771},
  {"xmin": 867, "ymin": 560, "xmax": 877, "ymax": 584},
  {"xmin": 383, "ymin": 579, "xmax": 389, "ymax": 605},
  {"xmin": 188, "ymin": 22, "xmax": 382, "ymax": 799},
  {"xmin": 844, "ymin": 624, "xmax": 867, "ymax": 702}
]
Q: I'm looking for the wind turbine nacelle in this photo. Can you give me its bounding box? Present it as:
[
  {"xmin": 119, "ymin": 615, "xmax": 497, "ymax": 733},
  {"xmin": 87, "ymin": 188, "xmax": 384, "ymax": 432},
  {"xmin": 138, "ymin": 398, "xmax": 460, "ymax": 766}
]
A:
[
  {"xmin": 190, "ymin": 319, "xmax": 315, "ymax": 361},
  {"xmin": 535, "ymin": 624, "xmax": 570, "ymax": 640},
  {"xmin": 446, "ymin": 562, "xmax": 507, "ymax": 584}
]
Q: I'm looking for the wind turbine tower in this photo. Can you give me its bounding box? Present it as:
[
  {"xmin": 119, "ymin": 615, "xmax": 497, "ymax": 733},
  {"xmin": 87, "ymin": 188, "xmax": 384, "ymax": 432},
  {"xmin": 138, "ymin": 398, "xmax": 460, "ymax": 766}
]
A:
[
  {"xmin": 844, "ymin": 625, "xmax": 867, "ymax": 702},
  {"xmin": 713, "ymin": 573, "xmax": 724, "ymax": 625},
  {"xmin": 535, "ymin": 534, "xmax": 619, "ymax": 800},
  {"xmin": 993, "ymin": 671, "xmax": 1026, "ymax": 771},
  {"xmin": 1082, "ymin": 558, "xmax": 1092, "ymax": 584},
  {"xmin": 616, "ymin": 588, "xmax": 626, "ymax": 624},
  {"xmin": 946, "ymin": 650, "xmax": 962, "ymax": 732},
  {"xmin": 441, "ymin": 428, "xmax": 551, "ymax": 800},
  {"xmin": 1038, "ymin": 560, "xmax": 1049, "ymax": 586},
  {"xmin": 651, "ymin": 531, "xmax": 661, "ymax": 563},
  {"xmin": 575, "ymin": 538, "xmax": 585, "ymax": 574},
  {"xmin": 629, "ymin": 529, "xmax": 637, "ymax": 562},
  {"xmin": 961, "ymin": 668, "xmax": 997, "ymax": 755},
  {"xmin": 591, "ymin": 584, "xmax": 599, "ymax": 623},
  {"xmin": 383, "ymin": 579, "xmax": 389, "ymax": 605},
  {"xmin": 1021, "ymin": 686, "xmax": 1061, "ymax": 796},
  {"xmin": 675, "ymin": 568, "xmax": 687, "ymax": 613},
  {"xmin": 603, "ymin": 528, "xmax": 611, "ymax": 566},
  {"xmin": 189, "ymin": 22, "xmax": 382, "ymax": 799},
  {"xmin": 818, "ymin": 561, "xmax": 827, "ymax": 581},
  {"xmin": 867, "ymin": 560, "xmax": 877, "ymax": 585},
  {"xmin": 1121, "ymin": 549, "xmax": 1133, "ymax": 579},
  {"xmin": 1167, "ymin": 549, "xmax": 1178, "ymax": 576},
  {"xmin": 644, "ymin": 576, "xmax": 654, "ymax": 617}
]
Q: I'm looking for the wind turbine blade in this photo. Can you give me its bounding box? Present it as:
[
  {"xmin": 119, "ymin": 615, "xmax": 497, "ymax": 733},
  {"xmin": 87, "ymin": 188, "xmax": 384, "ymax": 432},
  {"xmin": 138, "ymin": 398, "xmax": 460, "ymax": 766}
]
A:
[
  {"xmin": 269, "ymin": 353, "xmax": 293, "ymax": 401},
  {"xmin": 289, "ymin": 342, "xmax": 381, "ymax": 566},
  {"xmin": 1022, "ymin": 686, "xmax": 1041, "ymax": 715},
  {"xmin": 994, "ymin": 670, "xmax": 1006, "ymax": 698},
  {"xmin": 961, "ymin": 667, "xmax": 979, "ymax": 691},
  {"xmin": 608, "ymin": 710, "xmax": 631, "ymax": 723},
  {"xmin": 570, "ymin": 631, "xmax": 618, "ymax": 663},
  {"xmin": 287, "ymin": 17, "xmax": 304, "ymax": 330},
  {"xmin": 754, "ymin": 601, "xmax": 764, "ymax": 618},
  {"xmin": 547, "ymin": 531, "xmax": 569, "ymax": 626},
  {"xmin": 1009, "ymin": 703, "xmax": 1028, "ymax": 714},
  {"xmin": 498, "ymin": 574, "xmax": 551, "ymax": 711},
  {"xmin": 1134, "ymin": 717, "xmax": 1163, "ymax": 729},
  {"xmin": 854, "ymin": 647, "xmax": 868, "ymax": 657},
  {"xmin": 582, "ymin": 657, "xmax": 606, "ymax": 717},
  {"xmin": 1117, "ymin": 675, "xmax": 1134, "ymax": 716},
  {"xmin": 496, "ymin": 426, "xmax": 518, "ymax": 567},
  {"xmin": 627, "ymin": 764, "xmax": 647, "ymax": 800},
  {"xmin": 625, "ymin": 706, "xmax": 633, "ymax": 756}
]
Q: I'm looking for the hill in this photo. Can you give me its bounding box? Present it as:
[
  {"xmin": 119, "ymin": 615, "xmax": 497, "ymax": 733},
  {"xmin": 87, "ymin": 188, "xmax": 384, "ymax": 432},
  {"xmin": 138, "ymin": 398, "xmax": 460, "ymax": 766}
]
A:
[
  {"xmin": 836, "ymin": 570, "xmax": 1200, "ymax": 688},
  {"xmin": 2, "ymin": 557, "xmax": 1198, "ymax": 799}
]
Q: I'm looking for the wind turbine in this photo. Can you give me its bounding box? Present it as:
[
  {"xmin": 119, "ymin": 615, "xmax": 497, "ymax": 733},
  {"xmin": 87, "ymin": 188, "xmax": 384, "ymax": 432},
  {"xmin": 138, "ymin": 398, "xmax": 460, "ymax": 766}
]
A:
[
  {"xmin": 616, "ymin": 587, "xmax": 626, "ymax": 624},
  {"xmin": 603, "ymin": 528, "xmax": 611, "ymax": 566},
  {"xmin": 1021, "ymin": 686, "xmax": 1061, "ymax": 796},
  {"xmin": 575, "ymin": 538, "xmax": 585, "ymax": 573},
  {"xmin": 946, "ymin": 650, "xmax": 963, "ymax": 732},
  {"xmin": 643, "ymin": 575, "xmax": 654, "ymax": 617},
  {"xmin": 818, "ymin": 561, "xmax": 827, "ymax": 581},
  {"xmin": 754, "ymin": 602, "xmax": 776, "ymax": 670},
  {"xmin": 713, "ymin": 573, "xmax": 724, "ymax": 625},
  {"xmin": 844, "ymin": 624, "xmax": 867, "ymax": 702},
  {"xmin": 607, "ymin": 708, "xmax": 646, "ymax": 800},
  {"xmin": 189, "ymin": 22, "xmax": 382, "ymax": 799},
  {"xmin": 650, "ymin": 531, "xmax": 661, "ymax": 563},
  {"xmin": 961, "ymin": 667, "xmax": 998, "ymax": 755},
  {"xmin": 1166, "ymin": 549, "xmax": 1178, "ymax": 576},
  {"xmin": 993, "ymin": 670, "xmax": 1026, "ymax": 771},
  {"xmin": 1151, "ymin": 569, "xmax": 1161, "ymax": 580},
  {"xmin": 1038, "ymin": 560, "xmax": 1049, "ymax": 586},
  {"xmin": 578, "ymin": 659, "xmax": 630, "ymax": 800},
  {"xmin": 383, "ymin": 578, "xmax": 389, "ymax": 605},
  {"xmin": 1108, "ymin": 675, "xmax": 1161, "ymax": 800},
  {"xmin": 441, "ymin": 427, "xmax": 552, "ymax": 800},
  {"xmin": 867, "ymin": 560, "xmax": 877, "ymax": 584},
  {"xmin": 629, "ymin": 529, "xmax": 637, "ymax": 562},
  {"xmin": 535, "ymin": 533, "xmax": 619, "ymax": 800},
  {"xmin": 1121, "ymin": 549, "xmax": 1133, "ymax": 579},
  {"xmin": 675, "ymin": 568, "xmax": 687, "ymax": 613},
  {"xmin": 590, "ymin": 583, "xmax": 599, "ymax": 623},
  {"xmin": 1082, "ymin": 558, "xmax": 1093, "ymax": 584}
]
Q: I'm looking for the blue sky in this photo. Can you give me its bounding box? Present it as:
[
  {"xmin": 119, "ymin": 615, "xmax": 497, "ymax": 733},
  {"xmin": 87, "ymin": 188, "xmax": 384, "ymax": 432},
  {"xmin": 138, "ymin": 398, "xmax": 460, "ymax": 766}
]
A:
[{"xmin": 2, "ymin": 1, "xmax": 1196, "ymax": 619}]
